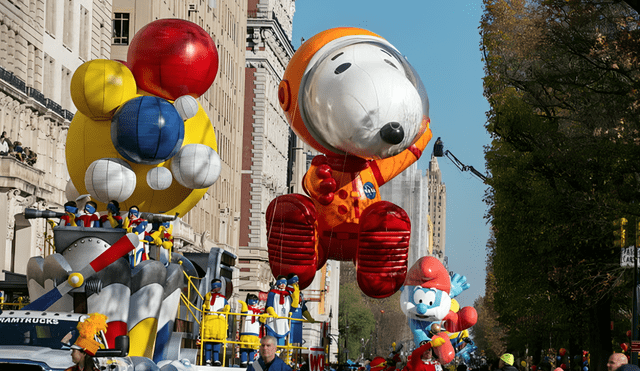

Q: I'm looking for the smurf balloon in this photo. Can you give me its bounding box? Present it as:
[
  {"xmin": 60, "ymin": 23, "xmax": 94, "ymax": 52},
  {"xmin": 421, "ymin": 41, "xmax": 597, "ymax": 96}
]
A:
[{"xmin": 400, "ymin": 256, "xmax": 478, "ymax": 347}]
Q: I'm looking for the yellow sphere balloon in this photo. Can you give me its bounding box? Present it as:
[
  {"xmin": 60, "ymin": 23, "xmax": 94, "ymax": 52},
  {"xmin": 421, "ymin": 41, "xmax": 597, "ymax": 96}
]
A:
[{"xmin": 70, "ymin": 59, "xmax": 137, "ymax": 120}]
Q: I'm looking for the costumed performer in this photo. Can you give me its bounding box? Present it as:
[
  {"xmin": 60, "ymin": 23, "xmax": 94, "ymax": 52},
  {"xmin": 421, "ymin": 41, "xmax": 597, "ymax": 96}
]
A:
[
  {"xmin": 99, "ymin": 200, "xmax": 123, "ymax": 229},
  {"xmin": 265, "ymin": 275, "xmax": 299, "ymax": 346},
  {"xmin": 146, "ymin": 220, "xmax": 174, "ymax": 266},
  {"xmin": 76, "ymin": 200, "xmax": 100, "ymax": 227},
  {"xmin": 238, "ymin": 293, "xmax": 264, "ymax": 367},
  {"xmin": 124, "ymin": 205, "xmax": 149, "ymax": 267},
  {"xmin": 407, "ymin": 337, "xmax": 448, "ymax": 371},
  {"xmin": 203, "ymin": 278, "xmax": 230, "ymax": 366},
  {"xmin": 287, "ymin": 274, "xmax": 315, "ymax": 345},
  {"xmin": 59, "ymin": 201, "xmax": 78, "ymax": 227},
  {"xmin": 65, "ymin": 313, "xmax": 108, "ymax": 371}
]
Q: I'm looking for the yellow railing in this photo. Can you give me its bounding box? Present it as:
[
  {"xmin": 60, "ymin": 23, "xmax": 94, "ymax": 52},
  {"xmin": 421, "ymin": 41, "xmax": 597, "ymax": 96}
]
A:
[
  {"xmin": 0, "ymin": 297, "xmax": 28, "ymax": 309},
  {"xmin": 178, "ymin": 270, "xmax": 317, "ymax": 366},
  {"xmin": 196, "ymin": 308, "xmax": 312, "ymax": 366},
  {"xmin": 44, "ymin": 219, "xmax": 56, "ymax": 257}
]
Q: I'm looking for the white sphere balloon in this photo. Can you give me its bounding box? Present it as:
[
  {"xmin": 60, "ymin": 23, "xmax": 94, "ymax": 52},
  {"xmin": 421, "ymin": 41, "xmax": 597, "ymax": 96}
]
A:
[
  {"xmin": 170, "ymin": 144, "xmax": 221, "ymax": 189},
  {"xmin": 84, "ymin": 158, "xmax": 136, "ymax": 203},
  {"xmin": 174, "ymin": 95, "xmax": 199, "ymax": 121},
  {"xmin": 146, "ymin": 166, "xmax": 173, "ymax": 190}
]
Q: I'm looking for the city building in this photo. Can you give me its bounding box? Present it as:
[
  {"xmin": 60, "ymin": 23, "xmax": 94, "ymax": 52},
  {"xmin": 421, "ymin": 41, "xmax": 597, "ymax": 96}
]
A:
[
  {"xmin": 241, "ymin": 0, "xmax": 338, "ymax": 358},
  {"xmin": 0, "ymin": 0, "xmax": 112, "ymax": 276}
]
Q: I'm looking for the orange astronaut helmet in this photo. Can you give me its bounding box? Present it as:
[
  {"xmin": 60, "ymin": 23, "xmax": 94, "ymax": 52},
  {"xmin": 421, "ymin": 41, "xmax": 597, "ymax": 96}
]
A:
[{"xmin": 278, "ymin": 27, "xmax": 430, "ymax": 160}]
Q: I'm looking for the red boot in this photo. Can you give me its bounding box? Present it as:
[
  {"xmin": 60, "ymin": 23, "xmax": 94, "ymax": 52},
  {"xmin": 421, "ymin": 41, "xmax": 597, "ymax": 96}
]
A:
[
  {"xmin": 266, "ymin": 194, "xmax": 318, "ymax": 289},
  {"xmin": 356, "ymin": 201, "xmax": 410, "ymax": 298}
]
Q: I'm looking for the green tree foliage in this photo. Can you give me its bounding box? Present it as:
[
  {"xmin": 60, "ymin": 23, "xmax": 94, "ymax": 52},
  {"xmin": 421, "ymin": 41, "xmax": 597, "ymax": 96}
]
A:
[
  {"xmin": 338, "ymin": 263, "xmax": 411, "ymax": 362},
  {"xmin": 481, "ymin": 1, "xmax": 639, "ymax": 369},
  {"xmin": 339, "ymin": 279, "xmax": 376, "ymax": 362},
  {"xmin": 470, "ymin": 234, "xmax": 506, "ymax": 362}
]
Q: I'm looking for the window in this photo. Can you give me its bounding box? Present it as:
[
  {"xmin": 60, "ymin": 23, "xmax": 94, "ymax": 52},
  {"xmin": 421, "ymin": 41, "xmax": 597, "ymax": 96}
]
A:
[
  {"xmin": 45, "ymin": 0, "xmax": 57, "ymax": 35},
  {"xmin": 79, "ymin": 6, "xmax": 90, "ymax": 60},
  {"xmin": 112, "ymin": 13, "xmax": 130, "ymax": 45},
  {"xmin": 63, "ymin": 0, "xmax": 74, "ymax": 47}
]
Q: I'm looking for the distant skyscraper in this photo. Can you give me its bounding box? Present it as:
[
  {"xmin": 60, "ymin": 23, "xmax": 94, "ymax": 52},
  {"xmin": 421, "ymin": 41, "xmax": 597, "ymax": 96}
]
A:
[{"xmin": 426, "ymin": 154, "xmax": 446, "ymax": 262}]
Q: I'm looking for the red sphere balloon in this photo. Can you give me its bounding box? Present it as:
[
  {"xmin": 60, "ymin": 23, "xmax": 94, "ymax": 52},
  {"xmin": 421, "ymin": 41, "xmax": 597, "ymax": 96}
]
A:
[
  {"xmin": 559, "ymin": 348, "xmax": 567, "ymax": 356},
  {"xmin": 561, "ymin": 364, "xmax": 567, "ymax": 370},
  {"xmin": 532, "ymin": 366, "xmax": 537, "ymax": 371},
  {"xmin": 127, "ymin": 19, "xmax": 219, "ymax": 100}
]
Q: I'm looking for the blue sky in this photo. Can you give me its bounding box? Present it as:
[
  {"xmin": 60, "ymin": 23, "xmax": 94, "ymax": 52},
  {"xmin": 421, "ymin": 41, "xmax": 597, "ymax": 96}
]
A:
[{"xmin": 291, "ymin": 1, "xmax": 491, "ymax": 308}]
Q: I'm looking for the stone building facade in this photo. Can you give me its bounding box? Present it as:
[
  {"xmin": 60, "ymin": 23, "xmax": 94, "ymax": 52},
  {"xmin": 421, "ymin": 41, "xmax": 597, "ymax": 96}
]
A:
[
  {"xmin": 241, "ymin": 0, "xmax": 339, "ymax": 357},
  {"xmin": 0, "ymin": 0, "xmax": 112, "ymax": 278}
]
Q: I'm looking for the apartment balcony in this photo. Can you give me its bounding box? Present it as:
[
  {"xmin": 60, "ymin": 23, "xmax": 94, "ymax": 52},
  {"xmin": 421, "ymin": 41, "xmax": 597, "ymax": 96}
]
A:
[{"xmin": 0, "ymin": 156, "xmax": 52, "ymax": 199}]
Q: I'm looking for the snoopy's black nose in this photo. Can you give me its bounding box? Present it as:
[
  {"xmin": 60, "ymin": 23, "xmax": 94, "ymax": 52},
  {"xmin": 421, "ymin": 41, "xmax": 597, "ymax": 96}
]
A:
[{"xmin": 379, "ymin": 122, "xmax": 404, "ymax": 145}]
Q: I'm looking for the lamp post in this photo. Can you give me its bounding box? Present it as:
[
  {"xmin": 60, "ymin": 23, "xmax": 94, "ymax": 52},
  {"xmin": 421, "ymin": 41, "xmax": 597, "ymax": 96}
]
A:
[{"xmin": 376, "ymin": 310, "xmax": 384, "ymax": 356}]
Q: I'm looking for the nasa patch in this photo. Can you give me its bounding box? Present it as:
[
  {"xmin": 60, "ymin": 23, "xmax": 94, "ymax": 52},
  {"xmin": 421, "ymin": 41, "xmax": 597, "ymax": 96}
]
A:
[{"xmin": 363, "ymin": 182, "xmax": 376, "ymax": 199}]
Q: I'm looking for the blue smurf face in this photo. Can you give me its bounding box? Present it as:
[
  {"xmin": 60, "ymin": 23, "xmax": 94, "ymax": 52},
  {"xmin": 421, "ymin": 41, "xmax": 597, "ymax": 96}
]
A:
[
  {"xmin": 84, "ymin": 204, "xmax": 96, "ymax": 214},
  {"xmin": 129, "ymin": 208, "xmax": 139, "ymax": 217},
  {"xmin": 399, "ymin": 285, "xmax": 452, "ymax": 322},
  {"xmin": 411, "ymin": 287, "xmax": 442, "ymax": 313},
  {"xmin": 248, "ymin": 299, "xmax": 258, "ymax": 306}
]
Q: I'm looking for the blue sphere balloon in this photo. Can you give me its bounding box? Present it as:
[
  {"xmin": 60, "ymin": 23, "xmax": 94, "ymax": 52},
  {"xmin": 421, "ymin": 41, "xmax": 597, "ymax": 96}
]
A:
[
  {"xmin": 557, "ymin": 356, "xmax": 562, "ymax": 361},
  {"xmin": 111, "ymin": 96, "xmax": 185, "ymax": 164},
  {"xmin": 583, "ymin": 367, "xmax": 588, "ymax": 371}
]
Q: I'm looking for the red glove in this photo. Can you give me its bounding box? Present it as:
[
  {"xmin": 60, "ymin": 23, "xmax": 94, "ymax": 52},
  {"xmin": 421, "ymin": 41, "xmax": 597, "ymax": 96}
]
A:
[
  {"xmin": 308, "ymin": 156, "xmax": 337, "ymax": 205},
  {"xmin": 443, "ymin": 306, "xmax": 478, "ymax": 333}
]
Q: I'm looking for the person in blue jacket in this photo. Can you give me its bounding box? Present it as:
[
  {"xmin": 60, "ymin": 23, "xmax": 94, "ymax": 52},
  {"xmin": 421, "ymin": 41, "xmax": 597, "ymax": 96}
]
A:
[{"xmin": 246, "ymin": 335, "xmax": 292, "ymax": 371}]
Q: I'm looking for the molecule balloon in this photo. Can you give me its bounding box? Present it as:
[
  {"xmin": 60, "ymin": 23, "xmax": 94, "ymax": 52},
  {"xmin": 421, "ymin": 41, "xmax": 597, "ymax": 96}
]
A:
[
  {"xmin": 66, "ymin": 20, "xmax": 219, "ymax": 216},
  {"xmin": 267, "ymin": 27, "xmax": 431, "ymax": 297}
]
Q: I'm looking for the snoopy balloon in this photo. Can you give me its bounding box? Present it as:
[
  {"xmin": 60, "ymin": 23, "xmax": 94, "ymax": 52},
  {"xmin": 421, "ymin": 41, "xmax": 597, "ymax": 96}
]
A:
[
  {"xmin": 270, "ymin": 27, "xmax": 432, "ymax": 298},
  {"xmin": 400, "ymin": 256, "xmax": 478, "ymax": 347}
]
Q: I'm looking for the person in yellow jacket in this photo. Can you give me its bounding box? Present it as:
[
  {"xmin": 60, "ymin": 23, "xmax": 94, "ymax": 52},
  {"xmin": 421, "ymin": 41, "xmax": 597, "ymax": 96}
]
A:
[{"xmin": 203, "ymin": 278, "xmax": 230, "ymax": 366}]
